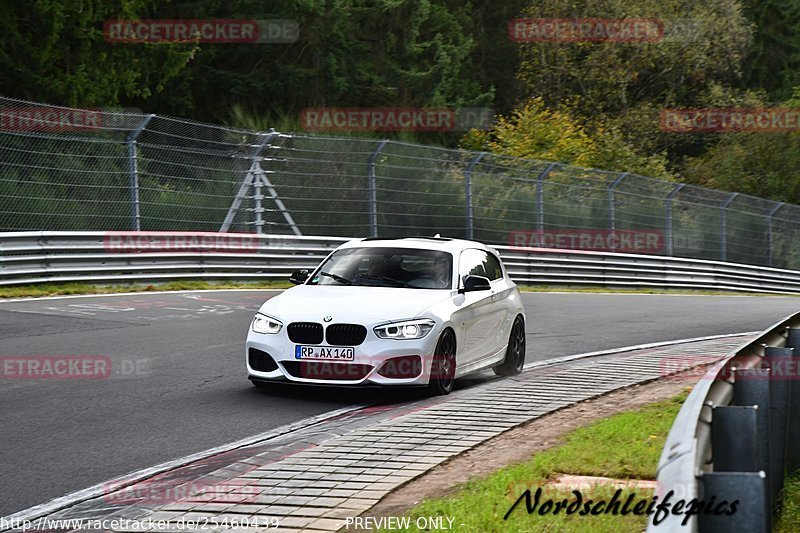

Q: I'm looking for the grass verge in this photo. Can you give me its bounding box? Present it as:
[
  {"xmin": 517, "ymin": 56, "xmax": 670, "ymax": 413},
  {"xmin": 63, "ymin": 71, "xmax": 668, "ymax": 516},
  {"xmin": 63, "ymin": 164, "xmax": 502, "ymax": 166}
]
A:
[
  {"xmin": 376, "ymin": 391, "xmax": 688, "ymax": 533},
  {"xmin": 0, "ymin": 280, "xmax": 292, "ymax": 299},
  {"xmin": 777, "ymin": 473, "xmax": 800, "ymax": 532},
  {"xmin": 516, "ymin": 284, "xmax": 795, "ymax": 297},
  {"xmin": 0, "ymin": 280, "xmax": 790, "ymax": 299}
]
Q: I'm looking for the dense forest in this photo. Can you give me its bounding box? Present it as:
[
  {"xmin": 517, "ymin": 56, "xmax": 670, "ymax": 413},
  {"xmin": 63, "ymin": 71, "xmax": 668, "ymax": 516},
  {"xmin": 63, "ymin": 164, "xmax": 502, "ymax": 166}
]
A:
[{"xmin": 1, "ymin": 0, "xmax": 799, "ymax": 204}]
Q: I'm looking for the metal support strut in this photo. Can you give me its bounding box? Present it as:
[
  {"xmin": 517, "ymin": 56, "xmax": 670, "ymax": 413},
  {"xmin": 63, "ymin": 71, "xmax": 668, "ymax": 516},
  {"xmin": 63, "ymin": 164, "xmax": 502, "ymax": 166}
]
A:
[{"xmin": 126, "ymin": 114, "xmax": 155, "ymax": 231}]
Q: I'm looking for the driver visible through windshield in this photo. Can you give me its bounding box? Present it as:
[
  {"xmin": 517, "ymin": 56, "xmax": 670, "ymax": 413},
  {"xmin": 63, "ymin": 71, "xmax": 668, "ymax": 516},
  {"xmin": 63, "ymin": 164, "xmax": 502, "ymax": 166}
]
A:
[{"xmin": 309, "ymin": 247, "xmax": 453, "ymax": 289}]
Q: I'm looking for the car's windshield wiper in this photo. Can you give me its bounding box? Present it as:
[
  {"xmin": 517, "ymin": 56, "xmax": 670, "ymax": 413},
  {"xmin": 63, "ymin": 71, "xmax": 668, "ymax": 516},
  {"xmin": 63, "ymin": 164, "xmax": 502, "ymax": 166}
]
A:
[
  {"xmin": 318, "ymin": 271, "xmax": 353, "ymax": 285},
  {"xmin": 357, "ymin": 274, "xmax": 405, "ymax": 287}
]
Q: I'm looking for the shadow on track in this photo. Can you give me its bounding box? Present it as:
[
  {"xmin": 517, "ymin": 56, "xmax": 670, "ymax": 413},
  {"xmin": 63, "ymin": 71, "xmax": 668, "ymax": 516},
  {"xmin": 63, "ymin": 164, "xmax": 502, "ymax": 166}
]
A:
[{"xmin": 244, "ymin": 373, "xmax": 499, "ymax": 407}]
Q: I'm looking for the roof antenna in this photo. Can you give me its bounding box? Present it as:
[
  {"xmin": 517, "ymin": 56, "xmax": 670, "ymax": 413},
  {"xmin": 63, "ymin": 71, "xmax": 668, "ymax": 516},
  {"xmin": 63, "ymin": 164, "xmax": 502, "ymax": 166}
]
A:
[{"xmin": 434, "ymin": 233, "xmax": 441, "ymax": 238}]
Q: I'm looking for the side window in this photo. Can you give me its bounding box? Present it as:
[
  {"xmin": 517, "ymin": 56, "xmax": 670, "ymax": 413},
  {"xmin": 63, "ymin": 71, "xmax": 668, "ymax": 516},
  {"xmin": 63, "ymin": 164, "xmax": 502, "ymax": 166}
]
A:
[
  {"xmin": 459, "ymin": 249, "xmax": 487, "ymax": 284},
  {"xmin": 484, "ymin": 252, "xmax": 503, "ymax": 281}
]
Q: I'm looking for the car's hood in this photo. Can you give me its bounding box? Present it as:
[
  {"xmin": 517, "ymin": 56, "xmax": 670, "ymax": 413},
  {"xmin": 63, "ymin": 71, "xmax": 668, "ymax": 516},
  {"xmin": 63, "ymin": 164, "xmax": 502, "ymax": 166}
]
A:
[{"xmin": 258, "ymin": 285, "xmax": 452, "ymax": 324}]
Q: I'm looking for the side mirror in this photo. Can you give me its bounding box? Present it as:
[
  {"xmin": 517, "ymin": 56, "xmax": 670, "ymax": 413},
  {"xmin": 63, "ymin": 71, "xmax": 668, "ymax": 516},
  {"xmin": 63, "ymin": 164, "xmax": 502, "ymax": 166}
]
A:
[
  {"xmin": 459, "ymin": 274, "xmax": 491, "ymax": 293},
  {"xmin": 289, "ymin": 269, "xmax": 310, "ymax": 285}
]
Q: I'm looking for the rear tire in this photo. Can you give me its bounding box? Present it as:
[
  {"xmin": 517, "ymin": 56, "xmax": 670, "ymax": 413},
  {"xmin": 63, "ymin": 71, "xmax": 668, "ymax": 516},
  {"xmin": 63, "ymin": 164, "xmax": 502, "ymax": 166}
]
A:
[
  {"xmin": 494, "ymin": 316, "xmax": 526, "ymax": 376},
  {"xmin": 428, "ymin": 329, "xmax": 456, "ymax": 395}
]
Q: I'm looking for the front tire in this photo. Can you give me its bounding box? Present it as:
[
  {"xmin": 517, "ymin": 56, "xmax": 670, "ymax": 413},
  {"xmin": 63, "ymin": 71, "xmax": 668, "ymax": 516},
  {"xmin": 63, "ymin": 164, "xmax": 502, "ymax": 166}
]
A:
[
  {"xmin": 494, "ymin": 316, "xmax": 526, "ymax": 376},
  {"xmin": 429, "ymin": 329, "xmax": 456, "ymax": 395}
]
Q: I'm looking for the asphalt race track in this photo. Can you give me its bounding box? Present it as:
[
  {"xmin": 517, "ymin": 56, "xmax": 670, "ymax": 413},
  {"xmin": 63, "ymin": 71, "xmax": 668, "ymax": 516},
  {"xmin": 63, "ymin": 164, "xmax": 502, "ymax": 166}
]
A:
[{"xmin": 1, "ymin": 290, "xmax": 799, "ymax": 516}]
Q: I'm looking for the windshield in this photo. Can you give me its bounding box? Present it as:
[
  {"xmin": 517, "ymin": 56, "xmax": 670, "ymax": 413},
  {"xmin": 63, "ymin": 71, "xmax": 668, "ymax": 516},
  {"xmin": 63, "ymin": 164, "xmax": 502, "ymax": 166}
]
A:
[{"xmin": 308, "ymin": 247, "xmax": 453, "ymax": 289}]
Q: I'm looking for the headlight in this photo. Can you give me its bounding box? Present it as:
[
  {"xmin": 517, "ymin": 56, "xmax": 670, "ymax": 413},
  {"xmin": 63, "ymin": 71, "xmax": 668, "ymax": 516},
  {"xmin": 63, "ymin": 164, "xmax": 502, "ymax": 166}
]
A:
[
  {"xmin": 251, "ymin": 313, "xmax": 283, "ymax": 334},
  {"xmin": 374, "ymin": 319, "xmax": 435, "ymax": 340}
]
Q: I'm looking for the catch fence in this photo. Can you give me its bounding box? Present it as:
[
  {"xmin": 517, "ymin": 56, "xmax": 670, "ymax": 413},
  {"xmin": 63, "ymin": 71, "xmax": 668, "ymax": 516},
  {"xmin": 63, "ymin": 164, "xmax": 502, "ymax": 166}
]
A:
[{"xmin": 1, "ymin": 96, "xmax": 799, "ymax": 270}]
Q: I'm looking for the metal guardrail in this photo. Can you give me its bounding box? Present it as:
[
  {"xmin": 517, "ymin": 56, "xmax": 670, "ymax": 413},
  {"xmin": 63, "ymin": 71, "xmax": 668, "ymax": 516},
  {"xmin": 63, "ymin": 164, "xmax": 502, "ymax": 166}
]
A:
[
  {"xmin": 0, "ymin": 232, "xmax": 346, "ymax": 285},
  {"xmin": 3, "ymin": 232, "xmax": 800, "ymax": 294},
  {"xmin": 649, "ymin": 312, "xmax": 800, "ymax": 532}
]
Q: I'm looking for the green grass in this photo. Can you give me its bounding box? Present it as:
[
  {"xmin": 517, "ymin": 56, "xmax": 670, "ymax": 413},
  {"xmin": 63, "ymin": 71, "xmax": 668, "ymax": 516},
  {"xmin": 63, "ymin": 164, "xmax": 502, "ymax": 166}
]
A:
[
  {"xmin": 777, "ymin": 473, "xmax": 800, "ymax": 532},
  {"xmin": 1, "ymin": 280, "xmax": 790, "ymax": 299},
  {"xmin": 0, "ymin": 280, "xmax": 292, "ymax": 299},
  {"xmin": 516, "ymin": 285, "xmax": 796, "ymax": 297},
  {"xmin": 376, "ymin": 392, "xmax": 689, "ymax": 533}
]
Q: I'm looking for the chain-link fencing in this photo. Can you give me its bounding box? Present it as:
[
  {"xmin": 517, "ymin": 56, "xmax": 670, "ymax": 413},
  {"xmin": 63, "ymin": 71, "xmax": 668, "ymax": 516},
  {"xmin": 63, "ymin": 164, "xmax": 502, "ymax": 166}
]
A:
[{"xmin": 1, "ymin": 95, "xmax": 799, "ymax": 270}]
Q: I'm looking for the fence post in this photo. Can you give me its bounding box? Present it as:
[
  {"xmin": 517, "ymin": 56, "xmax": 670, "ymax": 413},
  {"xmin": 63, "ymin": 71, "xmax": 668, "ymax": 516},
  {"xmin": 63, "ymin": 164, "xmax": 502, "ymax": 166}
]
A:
[
  {"xmin": 767, "ymin": 202, "xmax": 784, "ymax": 267},
  {"xmin": 368, "ymin": 140, "xmax": 388, "ymax": 238},
  {"xmin": 608, "ymin": 173, "xmax": 628, "ymax": 250},
  {"xmin": 720, "ymin": 192, "xmax": 739, "ymax": 262},
  {"xmin": 126, "ymin": 114, "xmax": 155, "ymax": 231},
  {"xmin": 464, "ymin": 152, "xmax": 486, "ymax": 240},
  {"xmin": 536, "ymin": 163, "xmax": 557, "ymax": 232},
  {"xmin": 665, "ymin": 183, "xmax": 686, "ymax": 256}
]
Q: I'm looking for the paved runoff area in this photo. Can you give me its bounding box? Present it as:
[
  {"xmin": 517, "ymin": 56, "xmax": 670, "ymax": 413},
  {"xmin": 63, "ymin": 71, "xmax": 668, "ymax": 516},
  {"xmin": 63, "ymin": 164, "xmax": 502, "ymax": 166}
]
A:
[{"xmin": 2, "ymin": 334, "xmax": 751, "ymax": 533}]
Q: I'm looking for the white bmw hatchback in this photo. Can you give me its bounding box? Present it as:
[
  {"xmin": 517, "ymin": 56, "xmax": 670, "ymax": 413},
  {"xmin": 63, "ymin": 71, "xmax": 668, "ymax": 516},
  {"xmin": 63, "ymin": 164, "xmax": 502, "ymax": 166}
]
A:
[{"xmin": 246, "ymin": 237, "xmax": 526, "ymax": 395}]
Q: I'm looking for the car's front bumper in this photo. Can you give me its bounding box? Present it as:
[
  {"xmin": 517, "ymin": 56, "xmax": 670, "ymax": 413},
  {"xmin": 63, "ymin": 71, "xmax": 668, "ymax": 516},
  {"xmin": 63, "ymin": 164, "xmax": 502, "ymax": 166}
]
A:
[{"xmin": 245, "ymin": 329, "xmax": 439, "ymax": 386}]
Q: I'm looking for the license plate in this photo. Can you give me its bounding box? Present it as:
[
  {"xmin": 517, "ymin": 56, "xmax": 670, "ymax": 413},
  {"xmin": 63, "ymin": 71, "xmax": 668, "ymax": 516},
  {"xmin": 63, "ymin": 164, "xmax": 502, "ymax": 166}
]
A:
[{"xmin": 295, "ymin": 345, "xmax": 355, "ymax": 361}]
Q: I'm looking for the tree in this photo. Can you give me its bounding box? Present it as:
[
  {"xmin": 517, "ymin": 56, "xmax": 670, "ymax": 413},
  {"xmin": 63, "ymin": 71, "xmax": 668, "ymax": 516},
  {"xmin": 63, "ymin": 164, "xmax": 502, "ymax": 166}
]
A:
[
  {"xmin": 0, "ymin": 0, "xmax": 195, "ymax": 107},
  {"xmin": 514, "ymin": 0, "xmax": 752, "ymax": 118},
  {"xmin": 467, "ymin": 98, "xmax": 671, "ymax": 178},
  {"xmin": 148, "ymin": 0, "xmax": 493, "ymax": 127},
  {"xmin": 740, "ymin": 0, "xmax": 800, "ymax": 100},
  {"xmin": 680, "ymin": 87, "xmax": 800, "ymax": 205},
  {"xmin": 458, "ymin": 0, "xmax": 529, "ymax": 115},
  {"xmin": 511, "ymin": 0, "xmax": 752, "ymax": 165}
]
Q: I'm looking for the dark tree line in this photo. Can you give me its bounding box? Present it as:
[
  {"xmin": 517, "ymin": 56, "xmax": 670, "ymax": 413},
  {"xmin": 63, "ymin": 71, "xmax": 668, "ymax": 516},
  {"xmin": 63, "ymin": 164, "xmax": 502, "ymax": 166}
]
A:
[{"xmin": 1, "ymin": 0, "xmax": 800, "ymax": 203}]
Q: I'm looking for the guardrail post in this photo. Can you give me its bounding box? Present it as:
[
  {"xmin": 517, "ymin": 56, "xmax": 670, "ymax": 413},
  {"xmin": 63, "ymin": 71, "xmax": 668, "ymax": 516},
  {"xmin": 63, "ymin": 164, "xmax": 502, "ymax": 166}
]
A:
[
  {"xmin": 648, "ymin": 315, "xmax": 800, "ymax": 533},
  {"xmin": 368, "ymin": 140, "xmax": 388, "ymax": 238},
  {"xmin": 698, "ymin": 471, "xmax": 768, "ymax": 532},
  {"xmin": 536, "ymin": 163, "xmax": 557, "ymax": 232},
  {"xmin": 720, "ymin": 193, "xmax": 739, "ymax": 262},
  {"xmin": 126, "ymin": 114, "xmax": 155, "ymax": 231},
  {"xmin": 765, "ymin": 346, "xmax": 793, "ymax": 509},
  {"xmin": 767, "ymin": 202, "xmax": 784, "ymax": 267},
  {"xmin": 785, "ymin": 329, "xmax": 800, "ymax": 472},
  {"xmin": 464, "ymin": 152, "xmax": 486, "ymax": 240},
  {"xmin": 665, "ymin": 183, "xmax": 686, "ymax": 256},
  {"xmin": 608, "ymin": 173, "xmax": 628, "ymax": 250},
  {"xmin": 706, "ymin": 405, "xmax": 767, "ymax": 531},
  {"xmin": 734, "ymin": 366, "xmax": 772, "ymax": 522},
  {"xmin": 711, "ymin": 405, "xmax": 758, "ymax": 471}
]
